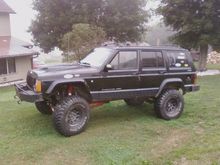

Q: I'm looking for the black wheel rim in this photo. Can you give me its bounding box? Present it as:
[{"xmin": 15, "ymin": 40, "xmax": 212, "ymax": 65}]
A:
[
  {"xmin": 65, "ymin": 104, "xmax": 86, "ymax": 128},
  {"xmin": 165, "ymin": 98, "xmax": 182, "ymax": 117}
]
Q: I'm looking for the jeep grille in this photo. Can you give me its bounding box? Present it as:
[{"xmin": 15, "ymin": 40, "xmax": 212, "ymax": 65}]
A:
[{"xmin": 26, "ymin": 74, "xmax": 36, "ymax": 89}]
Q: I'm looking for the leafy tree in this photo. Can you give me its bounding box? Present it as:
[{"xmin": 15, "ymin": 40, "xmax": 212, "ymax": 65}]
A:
[
  {"xmin": 61, "ymin": 24, "xmax": 106, "ymax": 61},
  {"xmin": 159, "ymin": 0, "xmax": 220, "ymax": 71},
  {"xmin": 29, "ymin": 0, "xmax": 148, "ymax": 53},
  {"xmin": 146, "ymin": 22, "xmax": 175, "ymax": 46},
  {"xmin": 101, "ymin": 0, "xmax": 148, "ymax": 42}
]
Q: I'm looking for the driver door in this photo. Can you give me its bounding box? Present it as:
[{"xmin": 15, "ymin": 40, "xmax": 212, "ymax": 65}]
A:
[{"xmin": 93, "ymin": 50, "xmax": 140, "ymax": 100}]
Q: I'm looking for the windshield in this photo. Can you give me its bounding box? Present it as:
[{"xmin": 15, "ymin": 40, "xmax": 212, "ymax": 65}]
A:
[{"xmin": 80, "ymin": 48, "xmax": 115, "ymax": 67}]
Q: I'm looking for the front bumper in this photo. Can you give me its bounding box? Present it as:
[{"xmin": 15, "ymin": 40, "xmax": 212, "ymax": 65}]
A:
[
  {"xmin": 15, "ymin": 83, "xmax": 43, "ymax": 103},
  {"xmin": 185, "ymin": 85, "xmax": 200, "ymax": 92}
]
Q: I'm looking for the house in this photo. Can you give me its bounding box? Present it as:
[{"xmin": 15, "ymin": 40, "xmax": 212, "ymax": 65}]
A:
[{"xmin": 0, "ymin": 0, "xmax": 38, "ymax": 84}]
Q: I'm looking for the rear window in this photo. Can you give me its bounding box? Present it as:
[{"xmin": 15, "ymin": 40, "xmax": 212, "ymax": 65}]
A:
[{"xmin": 167, "ymin": 51, "xmax": 189, "ymax": 68}]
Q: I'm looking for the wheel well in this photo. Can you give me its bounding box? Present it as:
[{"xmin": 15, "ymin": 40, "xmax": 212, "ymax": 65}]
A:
[
  {"xmin": 74, "ymin": 83, "xmax": 92, "ymax": 102},
  {"xmin": 50, "ymin": 82, "xmax": 92, "ymax": 103},
  {"xmin": 157, "ymin": 82, "xmax": 185, "ymax": 98},
  {"xmin": 164, "ymin": 82, "xmax": 183, "ymax": 90}
]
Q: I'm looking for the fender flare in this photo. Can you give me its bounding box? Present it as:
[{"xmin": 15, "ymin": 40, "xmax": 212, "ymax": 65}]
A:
[
  {"xmin": 46, "ymin": 79, "xmax": 90, "ymax": 95},
  {"xmin": 156, "ymin": 78, "xmax": 184, "ymax": 97}
]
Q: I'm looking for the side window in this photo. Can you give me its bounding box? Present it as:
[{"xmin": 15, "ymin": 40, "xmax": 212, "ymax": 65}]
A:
[
  {"xmin": 167, "ymin": 51, "xmax": 189, "ymax": 68},
  {"xmin": 157, "ymin": 52, "xmax": 164, "ymax": 67},
  {"xmin": 141, "ymin": 51, "xmax": 164, "ymax": 68},
  {"xmin": 110, "ymin": 51, "xmax": 138, "ymax": 70}
]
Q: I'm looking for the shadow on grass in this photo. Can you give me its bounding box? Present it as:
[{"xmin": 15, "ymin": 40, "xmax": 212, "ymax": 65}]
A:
[
  {"xmin": 12, "ymin": 102, "xmax": 158, "ymax": 137},
  {"xmin": 89, "ymin": 102, "xmax": 158, "ymax": 129}
]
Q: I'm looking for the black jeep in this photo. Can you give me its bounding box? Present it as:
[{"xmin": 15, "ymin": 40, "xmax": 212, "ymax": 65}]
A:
[{"xmin": 15, "ymin": 46, "xmax": 200, "ymax": 137}]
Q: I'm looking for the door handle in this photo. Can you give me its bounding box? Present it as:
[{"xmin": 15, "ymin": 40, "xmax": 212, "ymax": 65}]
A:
[{"xmin": 159, "ymin": 70, "xmax": 166, "ymax": 74}]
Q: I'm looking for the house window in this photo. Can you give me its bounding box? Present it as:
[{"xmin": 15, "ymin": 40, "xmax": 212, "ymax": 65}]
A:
[
  {"xmin": 0, "ymin": 58, "xmax": 16, "ymax": 75},
  {"xmin": 0, "ymin": 59, "xmax": 7, "ymax": 75},
  {"xmin": 8, "ymin": 58, "xmax": 16, "ymax": 73}
]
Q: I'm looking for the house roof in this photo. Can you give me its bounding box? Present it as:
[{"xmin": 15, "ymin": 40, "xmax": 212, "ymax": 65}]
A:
[
  {"xmin": 0, "ymin": 36, "xmax": 39, "ymax": 58},
  {"xmin": 0, "ymin": 0, "xmax": 15, "ymax": 14}
]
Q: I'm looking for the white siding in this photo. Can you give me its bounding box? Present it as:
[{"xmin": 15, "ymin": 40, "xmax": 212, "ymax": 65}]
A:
[
  {"xmin": 0, "ymin": 56, "xmax": 32, "ymax": 83},
  {"xmin": 0, "ymin": 13, "xmax": 11, "ymax": 36}
]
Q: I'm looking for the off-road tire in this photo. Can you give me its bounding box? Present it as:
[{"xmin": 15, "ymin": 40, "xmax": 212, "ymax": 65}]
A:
[
  {"xmin": 154, "ymin": 89, "xmax": 184, "ymax": 120},
  {"xmin": 35, "ymin": 101, "xmax": 53, "ymax": 115},
  {"xmin": 124, "ymin": 98, "xmax": 145, "ymax": 106},
  {"xmin": 53, "ymin": 96, "xmax": 90, "ymax": 137}
]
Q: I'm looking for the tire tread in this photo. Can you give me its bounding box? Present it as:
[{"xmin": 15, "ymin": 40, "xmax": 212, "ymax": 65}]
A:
[{"xmin": 53, "ymin": 96, "xmax": 90, "ymax": 137}]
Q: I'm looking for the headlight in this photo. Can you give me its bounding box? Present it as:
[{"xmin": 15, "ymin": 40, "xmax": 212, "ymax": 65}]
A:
[{"xmin": 35, "ymin": 80, "xmax": 42, "ymax": 93}]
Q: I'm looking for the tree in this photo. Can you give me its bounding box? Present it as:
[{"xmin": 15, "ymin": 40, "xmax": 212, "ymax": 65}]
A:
[
  {"xmin": 29, "ymin": 0, "xmax": 148, "ymax": 53},
  {"xmin": 61, "ymin": 24, "xmax": 106, "ymax": 61},
  {"xmin": 101, "ymin": 0, "xmax": 148, "ymax": 42},
  {"xmin": 146, "ymin": 22, "xmax": 175, "ymax": 46},
  {"xmin": 158, "ymin": 0, "xmax": 220, "ymax": 71}
]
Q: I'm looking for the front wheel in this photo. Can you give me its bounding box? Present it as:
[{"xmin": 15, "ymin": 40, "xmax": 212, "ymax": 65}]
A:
[
  {"xmin": 53, "ymin": 96, "xmax": 90, "ymax": 137},
  {"xmin": 154, "ymin": 89, "xmax": 184, "ymax": 120}
]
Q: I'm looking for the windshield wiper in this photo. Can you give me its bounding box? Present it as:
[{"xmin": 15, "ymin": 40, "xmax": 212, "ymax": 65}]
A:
[{"xmin": 79, "ymin": 62, "xmax": 91, "ymax": 66}]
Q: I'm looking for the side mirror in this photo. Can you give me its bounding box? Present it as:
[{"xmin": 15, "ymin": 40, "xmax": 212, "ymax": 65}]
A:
[{"xmin": 105, "ymin": 64, "xmax": 113, "ymax": 71}]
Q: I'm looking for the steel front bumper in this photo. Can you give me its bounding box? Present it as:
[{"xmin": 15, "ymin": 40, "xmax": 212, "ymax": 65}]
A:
[
  {"xmin": 185, "ymin": 85, "xmax": 200, "ymax": 92},
  {"xmin": 15, "ymin": 83, "xmax": 43, "ymax": 103}
]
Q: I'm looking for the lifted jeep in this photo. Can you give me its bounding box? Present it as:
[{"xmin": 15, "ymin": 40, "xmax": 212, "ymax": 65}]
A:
[{"xmin": 15, "ymin": 46, "xmax": 200, "ymax": 137}]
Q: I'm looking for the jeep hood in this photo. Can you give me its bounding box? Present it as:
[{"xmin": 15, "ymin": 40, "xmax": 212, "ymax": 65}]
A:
[{"xmin": 30, "ymin": 63, "xmax": 99, "ymax": 80}]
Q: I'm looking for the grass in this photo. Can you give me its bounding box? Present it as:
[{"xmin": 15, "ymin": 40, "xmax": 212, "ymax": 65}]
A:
[
  {"xmin": 206, "ymin": 63, "xmax": 220, "ymax": 70},
  {"xmin": 0, "ymin": 76, "xmax": 220, "ymax": 165},
  {"xmin": 194, "ymin": 62, "xmax": 220, "ymax": 70}
]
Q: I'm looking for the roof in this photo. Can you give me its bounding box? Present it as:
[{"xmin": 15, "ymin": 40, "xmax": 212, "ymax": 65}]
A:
[
  {"xmin": 104, "ymin": 46, "xmax": 186, "ymax": 51},
  {"xmin": 0, "ymin": 36, "xmax": 39, "ymax": 58},
  {"xmin": 0, "ymin": 0, "xmax": 15, "ymax": 14}
]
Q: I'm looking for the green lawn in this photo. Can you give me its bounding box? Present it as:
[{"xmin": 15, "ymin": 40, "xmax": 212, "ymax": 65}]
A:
[
  {"xmin": 206, "ymin": 63, "xmax": 220, "ymax": 70},
  {"xmin": 194, "ymin": 62, "xmax": 220, "ymax": 70},
  {"xmin": 0, "ymin": 76, "xmax": 220, "ymax": 165}
]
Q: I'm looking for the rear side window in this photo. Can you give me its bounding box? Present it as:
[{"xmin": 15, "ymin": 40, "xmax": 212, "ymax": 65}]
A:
[
  {"xmin": 141, "ymin": 51, "xmax": 164, "ymax": 68},
  {"xmin": 167, "ymin": 51, "xmax": 189, "ymax": 68}
]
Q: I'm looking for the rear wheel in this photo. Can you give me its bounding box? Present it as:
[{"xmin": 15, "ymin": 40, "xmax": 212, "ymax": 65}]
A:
[
  {"xmin": 154, "ymin": 89, "xmax": 184, "ymax": 120},
  {"xmin": 124, "ymin": 98, "xmax": 145, "ymax": 106},
  {"xmin": 35, "ymin": 101, "xmax": 53, "ymax": 115},
  {"xmin": 53, "ymin": 96, "xmax": 90, "ymax": 137}
]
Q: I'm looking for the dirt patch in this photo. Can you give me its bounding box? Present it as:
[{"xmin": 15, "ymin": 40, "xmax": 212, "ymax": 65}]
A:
[
  {"xmin": 150, "ymin": 129, "xmax": 191, "ymax": 158},
  {"xmin": 173, "ymin": 154, "xmax": 220, "ymax": 165},
  {"xmin": 38, "ymin": 148, "xmax": 90, "ymax": 165}
]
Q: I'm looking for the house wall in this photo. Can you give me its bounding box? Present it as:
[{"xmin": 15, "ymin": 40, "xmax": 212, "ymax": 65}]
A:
[
  {"xmin": 0, "ymin": 56, "xmax": 32, "ymax": 84},
  {"xmin": 0, "ymin": 13, "xmax": 11, "ymax": 36}
]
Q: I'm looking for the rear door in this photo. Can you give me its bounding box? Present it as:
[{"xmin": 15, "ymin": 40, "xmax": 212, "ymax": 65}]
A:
[{"xmin": 139, "ymin": 50, "xmax": 167, "ymax": 91}]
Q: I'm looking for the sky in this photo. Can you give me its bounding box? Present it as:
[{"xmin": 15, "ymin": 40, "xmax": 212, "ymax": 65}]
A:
[
  {"xmin": 5, "ymin": 0, "xmax": 160, "ymax": 44},
  {"xmin": 5, "ymin": 0, "xmax": 35, "ymax": 42}
]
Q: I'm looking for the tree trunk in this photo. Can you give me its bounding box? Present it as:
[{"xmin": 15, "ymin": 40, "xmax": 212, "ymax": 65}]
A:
[{"xmin": 198, "ymin": 44, "xmax": 208, "ymax": 72}]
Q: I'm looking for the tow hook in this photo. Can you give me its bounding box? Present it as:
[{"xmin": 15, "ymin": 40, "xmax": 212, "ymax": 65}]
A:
[{"xmin": 14, "ymin": 95, "xmax": 21, "ymax": 104}]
